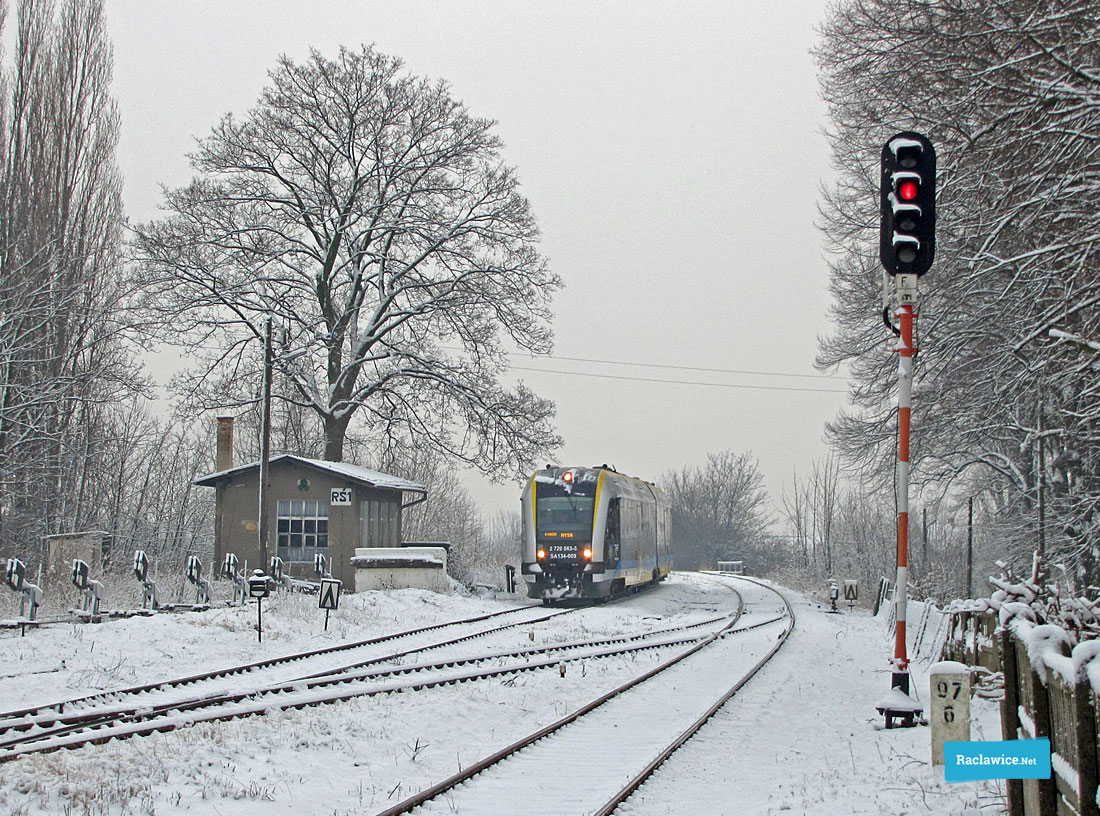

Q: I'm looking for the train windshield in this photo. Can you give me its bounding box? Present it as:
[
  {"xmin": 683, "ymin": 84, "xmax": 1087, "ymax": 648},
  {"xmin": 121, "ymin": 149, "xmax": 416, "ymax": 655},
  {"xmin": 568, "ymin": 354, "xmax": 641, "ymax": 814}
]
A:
[{"xmin": 536, "ymin": 482, "xmax": 595, "ymax": 540}]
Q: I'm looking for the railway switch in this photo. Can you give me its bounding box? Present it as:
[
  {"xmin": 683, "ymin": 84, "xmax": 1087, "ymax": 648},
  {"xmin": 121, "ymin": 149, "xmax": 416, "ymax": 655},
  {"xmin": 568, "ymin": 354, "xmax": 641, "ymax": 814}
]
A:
[
  {"xmin": 71, "ymin": 559, "xmax": 104, "ymax": 620},
  {"xmin": 223, "ymin": 553, "xmax": 248, "ymax": 605},
  {"xmin": 186, "ymin": 555, "xmax": 212, "ymax": 605},
  {"xmin": 6, "ymin": 558, "xmax": 25, "ymax": 592},
  {"xmin": 5, "ymin": 558, "xmax": 42, "ymax": 622},
  {"xmin": 269, "ymin": 556, "xmax": 292, "ymax": 591},
  {"xmin": 133, "ymin": 550, "xmax": 159, "ymax": 610}
]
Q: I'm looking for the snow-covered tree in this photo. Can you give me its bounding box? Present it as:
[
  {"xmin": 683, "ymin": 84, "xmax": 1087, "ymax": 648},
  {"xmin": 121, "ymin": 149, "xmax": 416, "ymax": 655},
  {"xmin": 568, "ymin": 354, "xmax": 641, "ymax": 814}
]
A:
[
  {"xmin": 131, "ymin": 45, "xmax": 561, "ymax": 478},
  {"xmin": 0, "ymin": 0, "xmax": 135, "ymax": 551},
  {"xmin": 816, "ymin": 0, "xmax": 1100, "ymax": 587}
]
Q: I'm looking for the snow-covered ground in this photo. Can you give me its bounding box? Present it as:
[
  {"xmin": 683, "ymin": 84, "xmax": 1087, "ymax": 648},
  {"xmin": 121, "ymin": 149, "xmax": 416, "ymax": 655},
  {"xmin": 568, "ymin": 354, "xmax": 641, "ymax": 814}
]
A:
[{"xmin": 0, "ymin": 573, "xmax": 1005, "ymax": 815}]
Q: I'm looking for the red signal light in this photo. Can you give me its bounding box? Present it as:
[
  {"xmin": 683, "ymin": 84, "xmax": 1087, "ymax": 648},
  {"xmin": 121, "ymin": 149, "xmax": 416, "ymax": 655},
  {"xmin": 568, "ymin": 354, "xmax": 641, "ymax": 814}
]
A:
[
  {"xmin": 898, "ymin": 180, "xmax": 919, "ymax": 201},
  {"xmin": 562, "ymin": 471, "xmax": 573, "ymax": 483}
]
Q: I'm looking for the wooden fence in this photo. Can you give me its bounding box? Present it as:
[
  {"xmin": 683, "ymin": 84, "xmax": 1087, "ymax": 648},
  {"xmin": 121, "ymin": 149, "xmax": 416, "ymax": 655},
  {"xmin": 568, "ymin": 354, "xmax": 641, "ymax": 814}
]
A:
[
  {"xmin": 940, "ymin": 608, "xmax": 1000, "ymax": 674},
  {"xmin": 942, "ymin": 609, "xmax": 1100, "ymax": 816}
]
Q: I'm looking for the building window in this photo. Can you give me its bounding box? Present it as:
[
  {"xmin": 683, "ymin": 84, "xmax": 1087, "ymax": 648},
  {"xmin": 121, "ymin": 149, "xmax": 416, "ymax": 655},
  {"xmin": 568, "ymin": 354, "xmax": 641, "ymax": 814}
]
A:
[
  {"xmin": 360, "ymin": 498, "xmax": 398, "ymax": 547},
  {"xmin": 276, "ymin": 499, "xmax": 329, "ymax": 562}
]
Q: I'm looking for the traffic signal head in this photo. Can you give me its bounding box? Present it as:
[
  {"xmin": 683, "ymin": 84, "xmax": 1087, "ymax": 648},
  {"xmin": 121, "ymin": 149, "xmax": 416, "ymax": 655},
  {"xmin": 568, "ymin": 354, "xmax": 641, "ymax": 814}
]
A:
[{"xmin": 880, "ymin": 131, "xmax": 936, "ymax": 276}]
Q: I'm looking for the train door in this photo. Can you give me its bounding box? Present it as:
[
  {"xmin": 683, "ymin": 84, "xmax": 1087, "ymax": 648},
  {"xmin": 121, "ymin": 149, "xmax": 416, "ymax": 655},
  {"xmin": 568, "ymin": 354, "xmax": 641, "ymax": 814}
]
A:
[
  {"xmin": 604, "ymin": 498, "xmax": 621, "ymax": 570},
  {"xmin": 651, "ymin": 497, "xmax": 660, "ymax": 578}
]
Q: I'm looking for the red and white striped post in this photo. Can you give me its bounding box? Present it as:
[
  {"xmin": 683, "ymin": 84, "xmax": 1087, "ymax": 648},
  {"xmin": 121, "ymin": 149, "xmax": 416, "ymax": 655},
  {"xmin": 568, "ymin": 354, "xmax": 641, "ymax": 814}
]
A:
[
  {"xmin": 894, "ymin": 278, "xmax": 916, "ymax": 677},
  {"xmin": 882, "ymin": 271, "xmax": 923, "ymax": 727}
]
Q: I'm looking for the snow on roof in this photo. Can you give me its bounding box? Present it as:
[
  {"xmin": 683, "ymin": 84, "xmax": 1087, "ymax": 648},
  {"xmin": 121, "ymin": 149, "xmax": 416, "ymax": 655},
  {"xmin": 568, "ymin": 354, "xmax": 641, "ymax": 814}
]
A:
[{"xmin": 195, "ymin": 454, "xmax": 426, "ymax": 493}]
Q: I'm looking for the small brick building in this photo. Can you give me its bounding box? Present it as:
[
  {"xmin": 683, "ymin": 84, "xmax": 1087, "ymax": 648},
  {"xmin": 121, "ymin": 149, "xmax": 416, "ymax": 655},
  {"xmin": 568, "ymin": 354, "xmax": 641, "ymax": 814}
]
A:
[{"xmin": 195, "ymin": 454, "xmax": 427, "ymax": 589}]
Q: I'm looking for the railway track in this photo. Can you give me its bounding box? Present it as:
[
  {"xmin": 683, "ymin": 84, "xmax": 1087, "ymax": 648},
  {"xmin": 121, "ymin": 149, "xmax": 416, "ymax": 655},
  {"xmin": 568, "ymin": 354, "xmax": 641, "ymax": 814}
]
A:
[
  {"xmin": 0, "ymin": 595, "xmax": 739, "ymax": 762},
  {"xmin": 375, "ymin": 575, "xmax": 792, "ymax": 816},
  {"xmin": 0, "ymin": 605, "xmax": 563, "ymax": 740}
]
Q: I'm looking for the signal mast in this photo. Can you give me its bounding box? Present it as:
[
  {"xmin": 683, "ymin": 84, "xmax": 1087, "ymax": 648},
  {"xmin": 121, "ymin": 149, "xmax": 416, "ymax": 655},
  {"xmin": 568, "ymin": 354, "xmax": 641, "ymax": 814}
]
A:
[{"xmin": 875, "ymin": 131, "xmax": 936, "ymax": 728}]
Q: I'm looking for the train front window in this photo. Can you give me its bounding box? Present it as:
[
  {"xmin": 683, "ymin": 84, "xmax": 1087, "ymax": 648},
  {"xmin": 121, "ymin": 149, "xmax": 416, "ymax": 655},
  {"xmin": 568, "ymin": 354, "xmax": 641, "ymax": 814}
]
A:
[
  {"xmin": 536, "ymin": 474, "xmax": 597, "ymax": 542},
  {"xmin": 537, "ymin": 497, "xmax": 595, "ymax": 538}
]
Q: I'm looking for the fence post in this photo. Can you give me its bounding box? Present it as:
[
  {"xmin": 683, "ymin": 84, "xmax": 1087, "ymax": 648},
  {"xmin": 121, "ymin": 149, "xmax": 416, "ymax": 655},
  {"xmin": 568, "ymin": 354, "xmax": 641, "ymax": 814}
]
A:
[
  {"xmin": 970, "ymin": 612, "xmax": 980, "ymax": 667},
  {"xmin": 1000, "ymin": 628, "xmax": 1024, "ymax": 816},
  {"xmin": 1074, "ymin": 671, "xmax": 1098, "ymax": 816},
  {"xmin": 1016, "ymin": 631, "xmax": 1057, "ymax": 815}
]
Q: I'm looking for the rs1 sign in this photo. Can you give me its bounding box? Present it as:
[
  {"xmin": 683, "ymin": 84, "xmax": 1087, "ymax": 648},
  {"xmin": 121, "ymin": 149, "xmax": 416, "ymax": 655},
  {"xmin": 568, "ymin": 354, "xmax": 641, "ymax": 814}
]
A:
[{"xmin": 330, "ymin": 487, "xmax": 353, "ymax": 506}]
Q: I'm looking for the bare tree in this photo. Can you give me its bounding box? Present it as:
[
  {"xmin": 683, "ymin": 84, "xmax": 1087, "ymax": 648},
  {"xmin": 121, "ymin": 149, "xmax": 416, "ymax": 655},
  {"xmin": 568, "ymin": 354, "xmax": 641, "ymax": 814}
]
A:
[
  {"xmin": 65, "ymin": 403, "xmax": 214, "ymax": 570},
  {"xmin": 779, "ymin": 459, "xmax": 846, "ymax": 582},
  {"xmin": 0, "ymin": 0, "xmax": 135, "ymax": 553},
  {"xmin": 131, "ymin": 45, "xmax": 561, "ymax": 479},
  {"xmin": 780, "ymin": 468, "xmax": 811, "ymax": 568},
  {"xmin": 662, "ymin": 450, "xmax": 773, "ymax": 571}
]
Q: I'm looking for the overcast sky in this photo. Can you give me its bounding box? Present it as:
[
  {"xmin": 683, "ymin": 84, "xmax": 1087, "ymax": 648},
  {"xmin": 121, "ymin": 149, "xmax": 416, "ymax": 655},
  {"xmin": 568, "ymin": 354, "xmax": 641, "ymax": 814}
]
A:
[{"xmin": 107, "ymin": 0, "xmax": 848, "ymax": 519}]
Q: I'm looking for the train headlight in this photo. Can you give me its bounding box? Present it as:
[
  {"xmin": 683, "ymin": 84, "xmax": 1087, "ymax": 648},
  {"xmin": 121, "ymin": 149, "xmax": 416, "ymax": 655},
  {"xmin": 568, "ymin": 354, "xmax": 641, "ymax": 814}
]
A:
[
  {"xmin": 582, "ymin": 547, "xmax": 593, "ymax": 560},
  {"xmin": 562, "ymin": 471, "xmax": 573, "ymax": 484},
  {"xmin": 536, "ymin": 549, "xmax": 547, "ymax": 560}
]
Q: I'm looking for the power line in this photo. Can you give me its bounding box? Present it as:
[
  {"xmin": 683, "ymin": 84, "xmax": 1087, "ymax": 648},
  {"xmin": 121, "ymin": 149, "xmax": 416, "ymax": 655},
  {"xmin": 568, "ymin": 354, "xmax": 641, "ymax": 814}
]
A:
[
  {"xmin": 508, "ymin": 365, "xmax": 849, "ymax": 394},
  {"xmin": 439, "ymin": 345, "xmax": 845, "ymax": 383},
  {"xmin": 509, "ymin": 352, "xmax": 845, "ymax": 381}
]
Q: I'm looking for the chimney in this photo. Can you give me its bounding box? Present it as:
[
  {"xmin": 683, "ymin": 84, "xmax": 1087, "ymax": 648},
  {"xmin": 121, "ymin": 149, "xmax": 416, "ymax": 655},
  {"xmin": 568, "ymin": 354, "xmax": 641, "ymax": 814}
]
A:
[{"xmin": 216, "ymin": 416, "xmax": 234, "ymax": 472}]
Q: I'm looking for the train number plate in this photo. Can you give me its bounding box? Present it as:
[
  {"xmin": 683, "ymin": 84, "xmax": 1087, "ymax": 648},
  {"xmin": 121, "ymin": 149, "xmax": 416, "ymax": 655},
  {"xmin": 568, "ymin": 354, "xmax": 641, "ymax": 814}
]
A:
[{"xmin": 547, "ymin": 544, "xmax": 576, "ymax": 558}]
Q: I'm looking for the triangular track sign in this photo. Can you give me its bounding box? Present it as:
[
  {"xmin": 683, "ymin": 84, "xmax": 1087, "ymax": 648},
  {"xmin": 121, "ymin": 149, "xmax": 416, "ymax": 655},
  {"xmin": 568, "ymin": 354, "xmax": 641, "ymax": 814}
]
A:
[{"xmin": 319, "ymin": 578, "xmax": 341, "ymax": 610}]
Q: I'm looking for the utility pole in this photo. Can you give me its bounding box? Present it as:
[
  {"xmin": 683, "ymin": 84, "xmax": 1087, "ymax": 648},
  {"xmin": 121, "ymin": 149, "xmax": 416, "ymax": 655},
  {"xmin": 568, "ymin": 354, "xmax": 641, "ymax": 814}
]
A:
[
  {"xmin": 967, "ymin": 497, "xmax": 973, "ymax": 599},
  {"xmin": 257, "ymin": 315, "xmax": 273, "ymax": 570},
  {"xmin": 922, "ymin": 507, "xmax": 928, "ymax": 564},
  {"xmin": 1036, "ymin": 384, "xmax": 1045, "ymax": 567}
]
